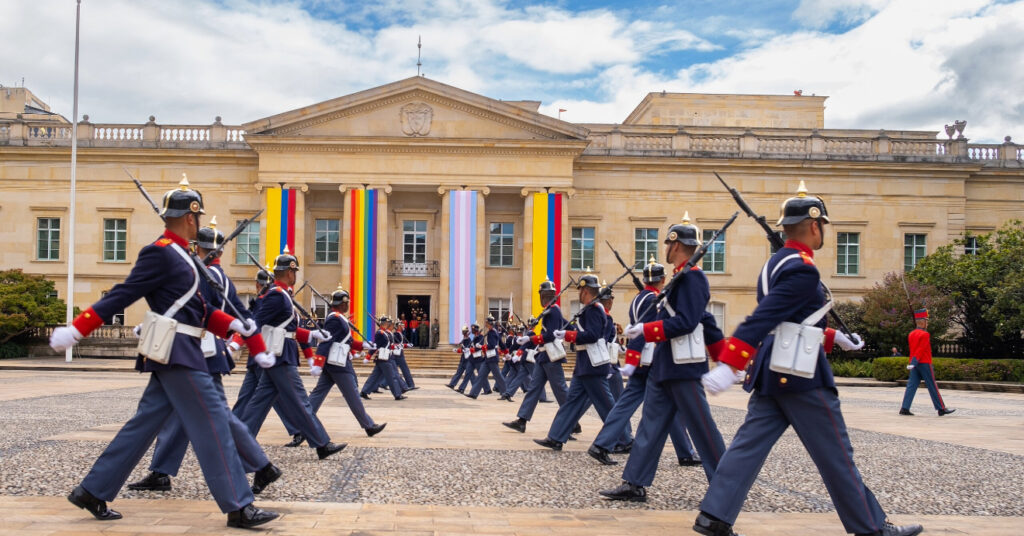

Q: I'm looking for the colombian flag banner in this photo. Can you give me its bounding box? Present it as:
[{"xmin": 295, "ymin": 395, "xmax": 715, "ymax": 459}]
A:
[
  {"xmin": 447, "ymin": 190, "xmax": 478, "ymax": 343},
  {"xmin": 530, "ymin": 192, "xmax": 563, "ymax": 316},
  {"xmin": 348, "ymin": 189, "xmax": 378, "ymax": 341},
  {"xmin": 264, "ymin": 187, "xmax": 297, "ymax": 261}
]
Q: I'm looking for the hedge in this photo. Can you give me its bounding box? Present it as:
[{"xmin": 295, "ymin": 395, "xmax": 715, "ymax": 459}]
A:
[{"xmin": 872, "ymin": 357, "xmax": 1024, "ymax": 383}]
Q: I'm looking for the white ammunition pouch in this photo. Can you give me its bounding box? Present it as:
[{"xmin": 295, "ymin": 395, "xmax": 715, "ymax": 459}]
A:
[
  {"xmin": 462, "ymin": 348, "xmax": 471, "ymax": 358},
  {"xmin": 585, "ymin": 338, "xmax": 612, "ymax": 367},
  {"xmin": 472, "ymin": 349, "xmax": 482, "ymax": 358},
  {"xmin": 485, "ymin": 349, "xmax": 497, "ymax": 358},
  {"xmin": 661, "ymin": 300, "xmax": 707, "ymax": 365},
  {"xmin": 544, "ymin": 339, "xmax": 566, "ymax": 361},
  {"xmin": 327, "ymin": 330, "xmax": 352, "ymax": 366},
  {"xmin": 640, "ymin": 342, "xmax": 655, "ymax": 367},
  {"xmin": 525, "ymin": 348, "xmax": 537, "ymax": 363},
  {"xmin": 200, "ymin": 332, "xmax": 217, "ymax": 358},
  {"xmin": 137, "ymin": 243, "xmax": 200, "ymax": 364},
  {"xmin": 762, "ymin": 254, "xmax": 833, "ymax": 379},
  {"xmin": 609, "ymin": 341, "xmax": 622, "ymax": 363},
  {"xmin": 377, "ymin": 346, "xmax": 391, "ymax": 362}
]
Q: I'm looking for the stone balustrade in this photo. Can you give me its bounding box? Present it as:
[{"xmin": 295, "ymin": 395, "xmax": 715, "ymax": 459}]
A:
[{"xmin": 0, "ymin": 115, "xmax": 248, "ymax": 149}]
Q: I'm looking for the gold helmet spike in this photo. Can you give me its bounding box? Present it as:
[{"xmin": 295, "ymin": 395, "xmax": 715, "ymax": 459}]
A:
[
  {"xmin": 648, "ymin": 255, "xmax": 656, "ymax": 265},
  {"xmin": 336, "ymin": 283, "xmax": 345, "ymax": 292},
  {"xmin": 179, "ymin": 173, "xmax": 190, "ymax": 190},
  {"xmin": 282, "ymin": 245, "xmax": 291, "ymax": 255},
  {"xmin": 682, "ymin": 211, "xmax": 691, "ymax": 225},
  {"xmin": 796, "ymin": 180, "xmax": 808, "ymax": 198},
  {"xmin": 585, "ymin": 266, "xmax": 592, "ymax": 273},
  {"xmin": 209, "ymin": 215, "xmax": 217, "ymax": 229}
]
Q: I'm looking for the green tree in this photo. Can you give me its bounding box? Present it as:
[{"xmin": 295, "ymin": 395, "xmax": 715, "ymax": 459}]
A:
[
  {"xmin": 859, "ymin": 272, "xmax": 952, "ymax": 355},
  {"xmin": 0, "ymin": 270, "xmax": 67, "ymax": 343},
  {"xmin": 911, "ymin": 220, "xmax": 1024, "ymax": 356}
]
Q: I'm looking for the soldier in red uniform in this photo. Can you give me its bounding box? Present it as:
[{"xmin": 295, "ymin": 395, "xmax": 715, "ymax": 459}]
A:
[{"xmin": 899, "ymin": 308, "xmax": 955, "ymax": 416}]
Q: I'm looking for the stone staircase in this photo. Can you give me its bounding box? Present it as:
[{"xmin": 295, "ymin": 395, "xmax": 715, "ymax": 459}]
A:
[{"xmin": 400, "ymin": 348, "xmax": 577, "ymax": 371}]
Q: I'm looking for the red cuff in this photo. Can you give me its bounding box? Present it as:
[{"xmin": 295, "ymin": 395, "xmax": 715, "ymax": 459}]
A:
[
  {"xmin": 624, "ymin": 349, "xmax": 642, "ymax": 368},
  {"xmin": 707, "ymin": 339, "xmax": 726, "ymax": 362},
  {"xmin": 303, "ymin": 346, "xmax": 314, "ymax": 359},
  {"xmin": 72, "ymin": 307, "xmax": 105, "ymax": 337},
  {"xmin": 207, "ymin": 309, "xmax": 235, "ymax": 339},
  {"xmin": 230, "ymin": 333, "xmax": 244, "ymax": 346},
  {"xmin": 295, "ymin": 327, "xmax": 311, "ymax": 344},
  {"xmin": 531, "ymin": 334, "xmax": 543, "ymax": 345},
  {"xmin": 563, "ymin": 331, "xmax": 577, "ymax": 343},
  {"xmin": 824, "ymin": 328, "xmax": 836, "ymax": 353},
  {"xmin": 717, "ymin": 337, "xmax": 756, "ymax": 370},
  {"xmin": 643, "ymin": 321, "xmax": 667, "ymax": 343},
  {"xmin": 352, "ymin": 341, "xmax": 364, "ymax": 351},
  {"xmin": 313, "ymin": 354, "xmax": 326, "ymax": 367},
  {"xmin": 244, "ymin": 334, "xmax": 267, "ymax": 355},
  {"xmin": 482, "ymin": 345, "xmax": 488, "ymax": 351}
]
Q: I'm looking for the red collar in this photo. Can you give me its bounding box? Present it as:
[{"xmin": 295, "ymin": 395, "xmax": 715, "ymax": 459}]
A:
[
  {"xmin": 784, "ymin": 239, "xmax": 815, "ymax": 258},
  {"xmin": 674, "ymin": 263, "xmax": 701, "ymax": 274},
  {"xmin": 210, "ymin": 257, "xmax": 221, "ymax": 265},
  {"xmin": 273, "ymin": 280, "xmax": 293, "ymax": 293},
  {"xmin": 162, "ymin": 229, "xmax": 189, "ymax": 248},
  {"xmin": 643, "ymin": 285, "xmax": 660, "ymax": 293}
]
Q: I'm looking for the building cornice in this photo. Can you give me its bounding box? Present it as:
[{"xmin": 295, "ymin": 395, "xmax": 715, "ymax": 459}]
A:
[{"xmin": 244, "ymin": 135, "xmax": 589, "ymax": 157}]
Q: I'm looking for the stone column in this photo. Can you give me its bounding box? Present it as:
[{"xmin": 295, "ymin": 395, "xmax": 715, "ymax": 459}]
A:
[
  {"xmin": 520, "ymin": 187, "xmax": 546, "ymax": 316},
  {"xmin": 475, "ymin": 187, "xmax": 490, "ymax": 325},
  {"xmin": 283, "ymin": 183, "xmax": 308, "ymax": 272},
  {"xmin": 550, "ymin": 187, "xmax": 576, "ymax": 305},
  {"xmin": 375, "ymin": 185, "xmax": 392, "ymax": 318},
  {"xmin": 339, "ymin": 184, "xmax": 356, "ymax": 295},
  {"xmin": 437, "ymin": 187, "xmax": 453, "ymax": 345}
]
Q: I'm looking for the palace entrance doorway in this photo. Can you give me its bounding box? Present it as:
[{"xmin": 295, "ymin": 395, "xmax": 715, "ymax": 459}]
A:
[{"xmin": 396, "ymin": 295, "xmax": 431, "ymax": 347}]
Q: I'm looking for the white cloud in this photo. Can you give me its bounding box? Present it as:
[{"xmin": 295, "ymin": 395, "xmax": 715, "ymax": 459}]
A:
[{"xmin": 793, "ymin": 0, "xmax": 891, "ymax": 29}]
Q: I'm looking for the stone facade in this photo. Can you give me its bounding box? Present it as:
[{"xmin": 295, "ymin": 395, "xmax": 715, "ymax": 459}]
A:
[{"xmin": 2, "ymin": 77, "xmax": 1022, "ymax": 344}]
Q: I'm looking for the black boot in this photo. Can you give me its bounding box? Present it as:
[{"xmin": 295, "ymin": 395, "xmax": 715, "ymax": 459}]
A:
[
  {"xmin": 938, "ymin": 408, "xmax": 956, "ymax": 416},
  {"xmin": 68, "ymin": 485, "xmax": 122, "ymax": 520},
  {"xmin": 502, "ymin": 418, "xmax": 526, "ymax": 433},
  {"xmin": 587, "ymin": 445, "xmax": 618, "ymax": 465},
  {"xmin": 316, "ymin": 442, "xmax": 347, "ymax": 460},
  {"xmin": 611, "ymin": 442, "xmax": 632, "ymax": 454},
  {"xmin": 251, "ymin": 463, "xmax": 282, "ymax": 495},
  {"xmin": 573, "ymin": 423, "xmax": 582, "ymax": 434},
  {"xmin": 693, "ymin": 512, "xmax": 741, "ymax": 535},
  {"xmin": 126, "ymin": 471, "xmax": 171, "ymax": 491},
  {"xmin": 856, "ymin": 521, "xmax": 924, "ymax": 536},
  {"xmin": 360, "ymin": 392, "xmax": 371, "ymax": 400},
  {"xmin": 898, "ymin": 408, "xmax": 914, "ymax": 416},
  {"xmin": 533, "ymin": 437, "xmax": 563, "ymax": 451},
  {"xmin": 598, "ymin": 481, "xmax": 646, "ymax": 502},
  {"xmin": 226, "ymin": 503, "xmax": 279, "ymax": 529},
  {"xmin": 678, "ymin": 456, "xmax": 702, "ymax": 467},
  {"xmin": 283, "ymin": 433, "xmax": 305, "ymax": 447},
  {"xmin": 365, "ymin": 423, "xmax": 387, "ymax": 437}
]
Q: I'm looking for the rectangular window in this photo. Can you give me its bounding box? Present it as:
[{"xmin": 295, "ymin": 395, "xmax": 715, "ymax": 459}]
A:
[
  {"xmin": 964, "ymin": 236, "xmax": 979, "ymax": 256},
  {"xmin": 235, "ymin": 220, "xmax": 260, "ymax": 264},
  {"xmin": 571, "ymin": 226, "xmax": 595, "ymax": 271},
  {"xmin": 488, "ymin": 222, "xmax": 514, "ymax": 267},
  {"xmin": 402, "ymin": 220, "xmax": 427, "ymax": 264},
  {"xmin": 36, "ymin": 217, "xmax": 60, "ymax": 260},
  {"xmin": 314, "ymin": 219, "xmax": 340, "ymax": 263},
  {"xmin": 101, "ymin": 290, "xmax": 125, "ymax": 326},
  {"xmin": 836, "ymin": 232, "xmax": 860, "ymax": 276},
  {"xmin": 904, "ymin": 233, "xmax": 927, "ymax": 272},
  {"xmin": 634, "ymin": 228, "xmax": 658, "ymax": 269},
  {"xmin": 701, "ymin": 229, "xmax": 726, "ymax": 273},
  {"xmin": 488, "ymin": 297, "xmax": 509, "ymax": 322},
  {"xmin": 706, "ymin": 302, "xmax": 726, "ymax": 333},
  {"xmin": 102, "ymin": 218, "xmax": 127, "ymax": 262},
  {"xmin": 312, "ymin": 302, "xmax": 329, "ymax": 320}
]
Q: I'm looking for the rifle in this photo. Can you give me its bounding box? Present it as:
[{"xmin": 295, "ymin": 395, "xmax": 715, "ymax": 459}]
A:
[
  {"xmin": 125, "ymin": 169, "xmax": 247, "ymax": 321},
  {"xmin": 900, "ymin": 274, "xmax": 918, "ymax": 322},
  {"xmin": 239, "ymin": 249, "xmax": 322, "ymax": 329},
  {"xmin": 201, "ymin": 209, "xmax": 263, "ymax": 265},
  {"xmin": 637, "ymin": 212, "xmax": 739, "ymax": 320},
  {"xmin": 308, "ymin": 284, "xmax": 372, "ymax": 343},
  {"xmin": 714, "ymin": 171, "xmax": 860, "ymax": 344},
  {"xmin": 606, "ymin": 240, "xmax": 644, "ymax": 291},
  {"xmin": 564, "ymin": 265, "xmax": 637, "ymax": 328},
  {"xmin": 534, "ymin": 278, "xmax": 576, "ymax": 330}
]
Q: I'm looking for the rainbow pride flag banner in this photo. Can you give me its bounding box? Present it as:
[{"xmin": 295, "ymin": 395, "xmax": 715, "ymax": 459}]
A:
[
  {"xmin": 348, "ymin": 189, "xmax": 378, "ymax": 340},
  {"xmin": 448, "ymin": 190, "xmax": 478, "ymax": 342},
  {"xmin": 530, "ymin": 192, "xmax": 563, "ymax": 316},
  {"xmin": 264, "ymin": 187, "xmax": 297, "ymax": 261}
]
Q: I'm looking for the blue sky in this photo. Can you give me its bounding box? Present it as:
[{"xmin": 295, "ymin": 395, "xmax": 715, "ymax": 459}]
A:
[{"xmin": 3, "ymin": 0, "xmax": 1023, "ymax": 142}]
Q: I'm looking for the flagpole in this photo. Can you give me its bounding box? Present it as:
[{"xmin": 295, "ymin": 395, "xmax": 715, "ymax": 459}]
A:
[{"xmin": 65, "ymin": 0, "xmax": 82, "ymax": 363}]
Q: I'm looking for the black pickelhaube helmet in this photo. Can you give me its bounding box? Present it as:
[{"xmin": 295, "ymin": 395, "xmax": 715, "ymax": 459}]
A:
[
  {"xmin": 471, "ymin": 323, "xmax": 480, "ymax": 332},
  {"xmin": 538, "ymin": 280, "xmax": 557, "ymax": 293},
  {"xmin": 599, "ymin": 280, "xmax": 614, "ymax": 300},
  {"xmin": 642, "ymin": 255, "xmax": 665, "ymax": 284},
  {"xmin": 160, "ymin": 174, "xmax": 205, "ymax": 219},
  {"xmin": 379, "ymin": 314, "xmax": 391, "ymax": 324},
  {"xmin": 256, "ymin": 267, "xmax": 273, "ymax": 287},
  {"xmin": 462, "ymin": 325, "xmax": 470, "ymax": 333},
  {"xmin": 196, "ymin": 215, "xmax": 225, "ymax": 250},
  {"xmin": 665, "ymin": 211, "xmax": 701, "ymax": 246},
  {"xmin": 486, "ymin": 315, "xmax": 496, "ymax": 325},
  {"xmin": 273, "ymin": 246, "xmax": 299, "ymax": 272},
  {"xmin": 330, "ymin": 286, "xmax": 350, "ymax": 307},
  {"xmin": 577, "ymin": 269, "xmax": 600, "ymax": 289},
  {"xmin": 777, "ymin": 181, "xmax": 830, "ymax": 226}
]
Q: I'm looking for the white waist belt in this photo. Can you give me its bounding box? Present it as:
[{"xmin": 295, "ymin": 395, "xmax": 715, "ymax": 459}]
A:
[
  {"xmin": 175, "ymin": 324, "xmax": 205, "ymax": 338},
  {"xmin": 282, "ymin": 332, "xmax": 296, "ymax": 339}
]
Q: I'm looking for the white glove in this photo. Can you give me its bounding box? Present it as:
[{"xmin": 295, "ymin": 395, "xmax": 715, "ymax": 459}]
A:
[
  {"xmin": 307, "ymin": 358, "xmax": 316, "ymax": 368},
  {"xmin": 834, "ymin": 331, "xmax": 865, "ymax": 351},
  {"xmin": 309, "ymin": 329, "xmax": 331, "ymax": 343},
  {"xmin": 907, "ymin": 364, "xmax": 915, "ymax": 370},
  {"xmin": 701, "ymin": 364, "xmax": 738, "ymax": 395},
  {"xmin": 363, "ymin": 341, "xmax": 376, "ymax": 351},
  {"xmin": 363, "ymin": 357, "xmax": 372, "ymax": 364},
  {"xmin": 516, "ymin": 336, "xmax": 531, "ymax": 345},
  {"xmin": 620, "ymin": 363, "xmax": 637, "ymax": 377},
  {"xmin": 227, "ymin": 340, "xmax": 241, "ymax": 357},
  {"xmin": 49, "ymin": 326, "xmax": 83, "ymax": 352},
  {"xmin": 406, "ymin": 343, "xmax": 413, "ymax": 348},
  {"xmin": 553, "ymin": 330, "xmax": 566, "ymax": 339},
  {"xmin": 133, "ymin": 324, "xmax": 142, "ymax": 338},
  {"xmin": 310, "ymin": 365, "xmax": 322, "ymax": 377},
  {"xmin": 624, "ymin": 323, "xmax": 644, "ymax": 340},
  {"xmin": 734, "ymin": 369, "xmax": 746, "ymax": 383},
  {"xmin": 229, "ymin": 318, "xmax": 258, "ymax": 337},
  {"xmin": 253, "ymin": 351, "xmax": 275, "ymax": 368}
]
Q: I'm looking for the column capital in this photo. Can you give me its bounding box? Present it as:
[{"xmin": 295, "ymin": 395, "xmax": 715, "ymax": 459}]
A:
[
  {"xmin": 439, "ymin": 185, "xmax": 489, "ymax": 196},
  {"xmin": 282, "ymin": 182, "xmax": 309, "ymax": 193},
  {"xmin": 520, "ymin": 187, "xmax": 547, "ymax": 197},
  {"xmin": 549, "ymin": 187, "xmax": 577, "ymax": 199}
]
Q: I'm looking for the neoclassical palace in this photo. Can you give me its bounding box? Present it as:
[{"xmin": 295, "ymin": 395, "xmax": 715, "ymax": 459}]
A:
[{"xmin": 2, "ymin": 77, "xmax": 1022, "ymax": 344}]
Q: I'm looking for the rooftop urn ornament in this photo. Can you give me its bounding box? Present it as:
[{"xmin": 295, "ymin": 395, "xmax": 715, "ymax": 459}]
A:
[
  {"xmin": 944, "ymin": 124, "xmax": 955, "ymax": 140},
  {"xmin": 954, "ymin": 120, "xmax": 967, "ymax": 140}
]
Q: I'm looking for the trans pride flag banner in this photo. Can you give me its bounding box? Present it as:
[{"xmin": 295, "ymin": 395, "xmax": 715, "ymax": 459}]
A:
[
  {"xmin": 348, "ymin": 189, "xmax": 378, "ymax": 340},
  {"xmin": 264, "ymin": 187, "xmax": 297, "ymax": 261},
  {"xmin": 530, "ymin": 192, "xmax": 563, "ymax": 316},
  {"xmin": 448, "ymin": 190, "xmax": 477, "ymax": 342}
]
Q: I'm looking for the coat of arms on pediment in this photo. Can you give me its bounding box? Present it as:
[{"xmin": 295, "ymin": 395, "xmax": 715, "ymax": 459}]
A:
[{"xmin": 400, "ymin": 102, "xmax": 433, "ymax": 136}]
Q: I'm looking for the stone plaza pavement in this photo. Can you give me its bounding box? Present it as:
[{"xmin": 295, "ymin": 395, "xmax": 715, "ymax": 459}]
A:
[{"xmin": 0, "ymin": 362, "xmax": 1021, "ymax": 535}]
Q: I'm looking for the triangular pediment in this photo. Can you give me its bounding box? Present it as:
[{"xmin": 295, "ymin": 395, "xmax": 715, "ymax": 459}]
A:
[{"xmin": 242, "ymin": 77, "xmax": 588, "ymax": 141}]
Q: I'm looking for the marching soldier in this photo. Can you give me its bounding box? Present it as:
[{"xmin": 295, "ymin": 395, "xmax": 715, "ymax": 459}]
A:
[
  {"xmin": 599, "ymin": 283, "xmax": 627, "ymax": 409},
  {"xmin": 534, "ymin": 273, "xmax": 617, "ymax": 451},
  {"xmin": 50, "ymin": 179, "xmax": 279, "ymax": 528},
  {"xmin": 129, "ymin": 218, "xmax": 281, "ymax": 496},
  {"xmin": 238, "ymin": 249, "xmax": 348, "ymax": 460},
  {"xmin": 899, "ymin": 308, "xmax": 955, "ymax": 416},
  {"xmin": 601, "ymin": 214, "xmax": 727, "ymax": 501},
  {"xmin": 468, "ymin": 316, "xmax": 509, "ymax": 399},
  {"xmin": 392, "ymin": 321, "xmax": 418, "ymax": 391},
  {"xmin": 307, "ymin": 287, "xmax": 387, "ymax": 436},
  {"xmin": 503, "ymin": 281, "xmax": 571, "ymax": 433},
  {"xmin": 446, "ymin": 326, "xmax": 473, "ymax": 389},
  {"xmin": 693, "ymin": 184, "xmax": 922, "ymax": 536},
  {"xmin": 457, "ymin": 324, "xmax": 489, "ymax": 394},
  {"xmin": 588, "ymin": 258, "xmax": 701, "ymax": 467},
  {"xmin": 360, "ymin": 316, "xmax": 406, "ymax": 400}
]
